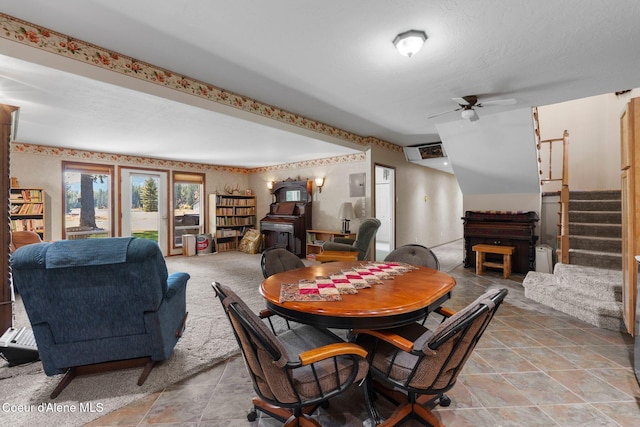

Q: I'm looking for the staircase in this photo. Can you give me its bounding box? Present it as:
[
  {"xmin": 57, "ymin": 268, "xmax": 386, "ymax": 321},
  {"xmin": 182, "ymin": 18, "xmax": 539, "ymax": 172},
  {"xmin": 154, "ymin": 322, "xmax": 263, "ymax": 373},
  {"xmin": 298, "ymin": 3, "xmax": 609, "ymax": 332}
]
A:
[
  {"xmin": 566, "ymin": 190, "xmax": 622, "ymax": 270},
  {"xmin": 523, "ymin": 263, "xmax": 624, "ymax": 331},
  {"xmin": 523, "ymin": 190, "xmax": 623, "ymax": 331}
]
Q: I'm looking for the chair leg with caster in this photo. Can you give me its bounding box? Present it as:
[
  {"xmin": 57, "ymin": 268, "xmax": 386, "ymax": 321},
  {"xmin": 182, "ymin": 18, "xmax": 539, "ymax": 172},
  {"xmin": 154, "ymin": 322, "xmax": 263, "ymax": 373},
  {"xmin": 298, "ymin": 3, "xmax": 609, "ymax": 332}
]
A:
[{"xmin": 438, "ymin": 393, "xmax": 451, "ymax": 407}]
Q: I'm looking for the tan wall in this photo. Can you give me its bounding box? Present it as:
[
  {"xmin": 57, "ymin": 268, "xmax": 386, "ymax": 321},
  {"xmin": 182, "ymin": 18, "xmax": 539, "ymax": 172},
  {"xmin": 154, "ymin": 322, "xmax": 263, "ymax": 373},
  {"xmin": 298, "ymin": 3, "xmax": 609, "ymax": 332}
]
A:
[
  {"xmin": 248, "ymin": 155, "xmax": 369, "ymax": 232},
  {"xmin": 12, "ymin": 144, "xmax": 464, "ymax": 257},
  {"xmin": 370, "ymin": 145, "xmax": 464, "ymax": 248},
  {"xmin": 10, "ymin": 148, "xmax": 249, "ymax": 255}
]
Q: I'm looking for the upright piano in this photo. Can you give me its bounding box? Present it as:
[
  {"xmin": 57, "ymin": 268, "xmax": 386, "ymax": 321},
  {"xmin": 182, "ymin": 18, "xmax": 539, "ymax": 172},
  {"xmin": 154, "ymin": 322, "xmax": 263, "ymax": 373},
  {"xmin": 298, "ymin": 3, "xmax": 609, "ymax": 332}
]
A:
[
  {"xmin": 260, "ymin": 179, "xmax": 312, "ymax": 257},
  {"xmin": 462, "ymin": 211, "xmax": 539, "ymax": 274}
]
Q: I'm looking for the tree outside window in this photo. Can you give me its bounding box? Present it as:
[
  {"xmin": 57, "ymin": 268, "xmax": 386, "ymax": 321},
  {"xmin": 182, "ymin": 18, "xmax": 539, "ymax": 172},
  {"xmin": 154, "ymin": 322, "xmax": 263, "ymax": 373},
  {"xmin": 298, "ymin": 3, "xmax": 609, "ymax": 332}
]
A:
[{"xmin": 62, "ymin": 162, "xmax": 113, "ymax": 239}]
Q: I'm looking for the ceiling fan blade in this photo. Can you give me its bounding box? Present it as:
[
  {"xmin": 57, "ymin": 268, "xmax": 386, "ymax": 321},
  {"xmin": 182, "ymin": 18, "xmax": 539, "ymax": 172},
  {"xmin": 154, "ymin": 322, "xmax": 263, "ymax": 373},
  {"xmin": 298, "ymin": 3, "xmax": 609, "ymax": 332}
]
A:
[
  {"xmin": 452, "ymin": 97, "xmax": 469, "ymax": 105},
  {"xmin": 452, "ymin": 95, "xmax": 478, "ymax": 106},
  {"xmin": 477, "ymin": 98, "xmax": 517, "ymax": 107},
  {"xmin": 427, "ymin": 107, "xmax": 462, "ymax": 119}
]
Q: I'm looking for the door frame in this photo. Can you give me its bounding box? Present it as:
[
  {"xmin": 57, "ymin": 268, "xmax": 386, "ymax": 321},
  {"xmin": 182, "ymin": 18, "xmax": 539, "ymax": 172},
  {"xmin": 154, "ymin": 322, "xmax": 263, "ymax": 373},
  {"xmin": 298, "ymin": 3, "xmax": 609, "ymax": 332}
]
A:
[
  {"xmin": 118, "ymin": 167, "xmax": 169, "ymax": 255},
  {"xmin": 374, "ymin": 163, "xmax": 396, "ymax": 260}
]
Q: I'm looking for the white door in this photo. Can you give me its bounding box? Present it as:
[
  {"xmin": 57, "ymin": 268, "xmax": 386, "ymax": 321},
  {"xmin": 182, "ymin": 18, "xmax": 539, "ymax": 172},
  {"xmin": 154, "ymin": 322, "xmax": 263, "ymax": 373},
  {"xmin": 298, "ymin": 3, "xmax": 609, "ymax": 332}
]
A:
[
  {"xmin": 375, "ymin": 165, "xmax": 395, "ymax": 260},
  {"xmin": 120, "ymin": 169, "xmax": 168, "ymax": 255}
]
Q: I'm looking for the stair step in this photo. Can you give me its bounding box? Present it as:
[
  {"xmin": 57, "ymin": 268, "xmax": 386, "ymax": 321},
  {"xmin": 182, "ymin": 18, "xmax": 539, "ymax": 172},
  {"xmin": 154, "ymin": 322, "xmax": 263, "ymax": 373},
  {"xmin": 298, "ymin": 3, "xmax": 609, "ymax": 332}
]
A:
[
  {"xmin": 569, "ymin": 222, "xmax": 621, "ymax": 238},
  {"xmin": 569, "ymin": 190, "xmax": 621, "ymax": 200},
  {"xmin": 568, "ymin": 210, "xmax": 621, "ymax": 224},
  {"xmin": 568, "ymin": 249, "xmax": 622, "ymax": 270},
  {"xmin": 523, "ymin": 270, "xmax": 624, "ymax": 331},
  {"xmin": 569, "ymin": 235, "xmax": 621, "ymax": 253},
  {"xmin": 553, "ymin": 263, "xmax": 622, "ymax": 299},
  {"xmin": 569, "ymin": 200, "xmax": 621, "ymax": 211}
]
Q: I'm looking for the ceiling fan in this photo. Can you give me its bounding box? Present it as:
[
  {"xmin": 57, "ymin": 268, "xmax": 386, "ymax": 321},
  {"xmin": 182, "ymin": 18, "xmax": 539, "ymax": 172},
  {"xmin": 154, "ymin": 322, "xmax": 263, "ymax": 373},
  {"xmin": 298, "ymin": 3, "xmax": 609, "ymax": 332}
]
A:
[{"xmin": 428, "ymin": 95, "xmax": 517, "ymax": 122}]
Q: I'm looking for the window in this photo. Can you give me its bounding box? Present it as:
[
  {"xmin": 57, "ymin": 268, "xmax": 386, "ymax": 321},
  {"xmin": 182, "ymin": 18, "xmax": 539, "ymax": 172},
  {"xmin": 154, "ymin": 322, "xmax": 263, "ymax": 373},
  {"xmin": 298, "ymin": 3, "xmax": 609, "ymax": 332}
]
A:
[
  {"xmin": 173, "ymin": 171, "xmax": 204, "ymax": 248},
  {"xmin": 62, "ymin": 162, "xmax": 114, "ymax": 239}
]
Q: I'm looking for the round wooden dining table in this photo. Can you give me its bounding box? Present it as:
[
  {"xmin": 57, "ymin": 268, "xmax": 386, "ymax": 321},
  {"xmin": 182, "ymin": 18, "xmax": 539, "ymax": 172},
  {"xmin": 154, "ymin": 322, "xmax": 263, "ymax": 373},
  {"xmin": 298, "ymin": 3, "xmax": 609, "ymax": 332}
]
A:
[{"xmin": 260, "ymin": 261, "xmax": 456, "ymax": 330}]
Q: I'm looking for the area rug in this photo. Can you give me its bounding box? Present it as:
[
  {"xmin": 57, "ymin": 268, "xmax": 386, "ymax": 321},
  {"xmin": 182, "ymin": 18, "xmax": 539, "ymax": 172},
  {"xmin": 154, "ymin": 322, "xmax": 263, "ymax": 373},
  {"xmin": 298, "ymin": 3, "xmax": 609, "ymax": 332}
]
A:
[{"xmin": 0, "ymin": 251, "xmax": 266, "ymax": 427}]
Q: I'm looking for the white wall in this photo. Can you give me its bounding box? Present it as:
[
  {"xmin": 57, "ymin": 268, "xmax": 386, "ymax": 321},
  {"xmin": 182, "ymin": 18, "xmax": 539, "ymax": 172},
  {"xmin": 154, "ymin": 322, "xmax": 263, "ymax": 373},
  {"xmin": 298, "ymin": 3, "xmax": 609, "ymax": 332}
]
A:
[{"xmin": 537, "ymin": 89, "xmax": 640, "ymax": 190}]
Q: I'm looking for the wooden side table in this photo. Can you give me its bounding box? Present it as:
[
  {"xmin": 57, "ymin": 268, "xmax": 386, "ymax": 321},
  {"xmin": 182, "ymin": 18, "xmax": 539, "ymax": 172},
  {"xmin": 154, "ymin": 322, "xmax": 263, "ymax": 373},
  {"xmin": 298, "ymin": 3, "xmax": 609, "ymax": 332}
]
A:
[
  {"xmin": 315, "ymin": 250, "xmax": 359, "ymax": 263},
  {"xmin": 306, "ymin": 229, "xmax": 356, "ymax": 260}
]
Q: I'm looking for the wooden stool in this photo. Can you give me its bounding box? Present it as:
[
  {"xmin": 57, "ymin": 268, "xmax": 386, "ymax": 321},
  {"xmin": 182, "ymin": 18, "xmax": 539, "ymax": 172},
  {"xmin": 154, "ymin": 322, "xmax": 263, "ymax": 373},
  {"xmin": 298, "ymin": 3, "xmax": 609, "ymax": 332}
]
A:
[
  {"xmin": 472, "ymin": 244, "xmax": 515, "ymax": 279},
  {"xmin": 315, "ymin": 250, "xmax": 359, "ymax": 263}
]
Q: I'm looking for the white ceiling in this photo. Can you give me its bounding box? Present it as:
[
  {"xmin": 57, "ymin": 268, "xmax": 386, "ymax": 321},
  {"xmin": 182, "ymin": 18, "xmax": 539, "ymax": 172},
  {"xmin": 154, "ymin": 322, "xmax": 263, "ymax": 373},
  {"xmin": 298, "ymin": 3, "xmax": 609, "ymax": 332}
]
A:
[{"xmin": 1, "ymin": 1, "xmax": 640, "ymax": 168}]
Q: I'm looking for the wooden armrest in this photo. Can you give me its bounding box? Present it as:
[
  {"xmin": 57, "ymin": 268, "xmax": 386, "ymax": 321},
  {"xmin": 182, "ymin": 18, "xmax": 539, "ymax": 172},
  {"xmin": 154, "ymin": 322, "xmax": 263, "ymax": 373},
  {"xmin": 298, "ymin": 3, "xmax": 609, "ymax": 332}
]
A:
[
  {"xmin": 435, "ymin": 307, "xmax": 456, "ymax": 318},
  {"xmin": 258, "ymin": 308, "xmax": 276, "ymax": 319},
  {"xmin": 352, "ymin": 329, "xmax": 414, "ymax": 353},
  {"xmin": 298, "ymin": 342, "xmax": 368, "ymax": 365}
]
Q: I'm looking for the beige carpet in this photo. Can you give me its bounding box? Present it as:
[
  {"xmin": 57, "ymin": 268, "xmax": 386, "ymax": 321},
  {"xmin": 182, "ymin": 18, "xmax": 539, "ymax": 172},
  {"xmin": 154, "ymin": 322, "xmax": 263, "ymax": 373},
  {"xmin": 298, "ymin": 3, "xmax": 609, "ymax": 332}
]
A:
[{"xmin": 0, "ymin": 251, "xmax": 266, "ymax": 427}]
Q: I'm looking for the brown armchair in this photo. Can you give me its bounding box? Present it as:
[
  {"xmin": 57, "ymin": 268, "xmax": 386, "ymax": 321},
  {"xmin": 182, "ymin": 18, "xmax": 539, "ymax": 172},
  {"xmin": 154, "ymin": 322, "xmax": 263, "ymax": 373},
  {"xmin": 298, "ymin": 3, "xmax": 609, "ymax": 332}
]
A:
[
  {"xmin": 321, "ymin": 218, "xmax": 381, "ymax": 261},
  {"xmin": 354, "ymin": 288, "xmax": 508, "ymax": 426},
  {"xmin": 10, "ymin": 230, "xmax": 42, "ymax": 252},
  {"xmin": 213, "ymin": 282, "xmax": 369, "ymax": 426}
]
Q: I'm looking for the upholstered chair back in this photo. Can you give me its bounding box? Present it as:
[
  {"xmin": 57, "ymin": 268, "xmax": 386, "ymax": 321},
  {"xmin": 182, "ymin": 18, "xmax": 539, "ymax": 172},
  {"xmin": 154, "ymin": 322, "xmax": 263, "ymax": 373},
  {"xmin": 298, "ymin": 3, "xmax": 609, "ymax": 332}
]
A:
[
  {"xmin": 260, "ymin": 247, "xmax": 305, "ymax": 278},
  {"xmin": 384, "ymin": 244, "xmax": 440, "ymax": 270}
]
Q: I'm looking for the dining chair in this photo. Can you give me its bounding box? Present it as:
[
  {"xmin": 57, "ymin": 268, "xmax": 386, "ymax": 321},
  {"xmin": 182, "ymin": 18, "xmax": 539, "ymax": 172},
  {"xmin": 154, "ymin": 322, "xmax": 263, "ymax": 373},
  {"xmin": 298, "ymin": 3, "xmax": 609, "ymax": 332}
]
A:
[
  {"xmin": 212, "ymin": 282, "xmax": 370, "ymax": 426},
  {"xmin": 353, "ymin": 288, "xmax": 508, "ymax": 427},
  {"xmin": 384, "ymin": 244, "xmax": 440, "ymax": 270},
  {"xmin": 260, "ymin": 247, "xmax": 305, "ymax": 278}
]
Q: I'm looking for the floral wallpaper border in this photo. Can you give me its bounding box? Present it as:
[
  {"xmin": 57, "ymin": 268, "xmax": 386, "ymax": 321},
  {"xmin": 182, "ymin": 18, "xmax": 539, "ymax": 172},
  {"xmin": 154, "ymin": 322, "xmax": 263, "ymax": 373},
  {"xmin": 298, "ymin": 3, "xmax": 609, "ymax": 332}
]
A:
[
  {"xmin": 11, "ymin": 143, "xmax": 367, "ymax": 174},
  {"xmin": 0, "ymin": 13, "xmax": 402, "ymax": 154}
]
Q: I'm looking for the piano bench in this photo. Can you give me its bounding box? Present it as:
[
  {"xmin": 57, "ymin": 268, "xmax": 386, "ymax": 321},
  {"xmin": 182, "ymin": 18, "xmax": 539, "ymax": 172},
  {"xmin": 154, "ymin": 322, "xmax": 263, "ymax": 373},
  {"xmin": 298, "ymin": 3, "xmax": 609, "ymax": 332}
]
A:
[{"xmin": 472, "ymin": 244, "xmax": 515, "ymax": 279}]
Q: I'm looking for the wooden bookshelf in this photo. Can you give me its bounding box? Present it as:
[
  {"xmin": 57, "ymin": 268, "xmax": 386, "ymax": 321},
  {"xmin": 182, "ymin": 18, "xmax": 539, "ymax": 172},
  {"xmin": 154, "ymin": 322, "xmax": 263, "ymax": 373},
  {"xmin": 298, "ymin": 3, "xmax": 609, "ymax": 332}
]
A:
[
  {"xmin": 10, "ymin": 188, "xmax": 45, "ymax": 240},
  {"xmin": 208, "ymin": 193, "xmax": 256, "ymax": 252}
]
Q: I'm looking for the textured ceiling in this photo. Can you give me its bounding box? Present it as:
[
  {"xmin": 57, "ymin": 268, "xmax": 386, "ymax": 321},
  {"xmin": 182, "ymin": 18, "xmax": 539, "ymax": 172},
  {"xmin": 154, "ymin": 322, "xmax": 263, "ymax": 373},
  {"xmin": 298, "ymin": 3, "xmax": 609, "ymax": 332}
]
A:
[{"xmin": 1, "ymin": 1, "xmax": 639, "ymax": 168}]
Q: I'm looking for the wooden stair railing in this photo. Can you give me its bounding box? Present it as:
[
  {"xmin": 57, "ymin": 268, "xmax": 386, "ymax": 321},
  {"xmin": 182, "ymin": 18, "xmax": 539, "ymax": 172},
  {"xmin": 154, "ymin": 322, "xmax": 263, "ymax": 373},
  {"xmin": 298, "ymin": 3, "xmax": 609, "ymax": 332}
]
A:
[{"xmin": 536, "ymin": 118, "xmax": 570, "ymax": 264}]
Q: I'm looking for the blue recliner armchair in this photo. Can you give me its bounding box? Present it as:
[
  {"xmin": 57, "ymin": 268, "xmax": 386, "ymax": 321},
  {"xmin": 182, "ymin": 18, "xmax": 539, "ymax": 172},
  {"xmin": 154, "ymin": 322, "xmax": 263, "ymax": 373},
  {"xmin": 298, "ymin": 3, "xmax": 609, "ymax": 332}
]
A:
[{"xmin": 10, "ymin": 237, "xmax": 189, "ymax": 398}]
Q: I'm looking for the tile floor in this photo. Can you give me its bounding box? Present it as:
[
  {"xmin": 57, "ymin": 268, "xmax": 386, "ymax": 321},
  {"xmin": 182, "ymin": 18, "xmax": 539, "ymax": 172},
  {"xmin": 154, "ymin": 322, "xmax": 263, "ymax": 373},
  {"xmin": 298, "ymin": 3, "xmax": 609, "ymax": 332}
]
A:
[{"xmin": 86, "ymin": 258, "xmax": 640, "ymax": 426}]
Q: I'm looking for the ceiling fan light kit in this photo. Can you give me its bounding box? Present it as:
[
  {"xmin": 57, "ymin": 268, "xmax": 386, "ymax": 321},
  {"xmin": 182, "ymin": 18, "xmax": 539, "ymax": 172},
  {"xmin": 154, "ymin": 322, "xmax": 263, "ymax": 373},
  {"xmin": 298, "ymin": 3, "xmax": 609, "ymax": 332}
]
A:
[
  {"xmin": 461, "ymin": 108, "xmax": 479, "ymax": 122},
  {"xmin": 393, "ymin": 30, "xmax": 427, "ymax": 57}
]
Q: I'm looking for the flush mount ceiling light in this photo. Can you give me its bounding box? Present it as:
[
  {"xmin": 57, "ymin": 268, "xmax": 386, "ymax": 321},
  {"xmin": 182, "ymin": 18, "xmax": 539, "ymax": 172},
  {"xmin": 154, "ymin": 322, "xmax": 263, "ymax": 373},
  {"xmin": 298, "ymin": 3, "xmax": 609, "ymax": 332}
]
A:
[{"xmin": 393, "ymin": 30, "xmax": 427, "ymax": 57}]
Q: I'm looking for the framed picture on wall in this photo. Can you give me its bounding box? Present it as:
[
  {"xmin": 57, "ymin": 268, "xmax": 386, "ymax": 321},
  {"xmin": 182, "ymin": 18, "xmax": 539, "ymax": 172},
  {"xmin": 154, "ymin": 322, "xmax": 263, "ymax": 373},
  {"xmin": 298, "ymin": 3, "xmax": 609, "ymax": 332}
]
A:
[{"xmin": 349, "ymin": 173, "xmax": 365, "ymax": 197}]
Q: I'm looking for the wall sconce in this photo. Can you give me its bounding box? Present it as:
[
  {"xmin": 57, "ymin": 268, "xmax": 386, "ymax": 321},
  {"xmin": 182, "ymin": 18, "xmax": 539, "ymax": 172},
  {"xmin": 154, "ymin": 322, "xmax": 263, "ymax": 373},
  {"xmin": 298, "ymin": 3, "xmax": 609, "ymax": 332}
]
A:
[
  {"xmin": 266, "ymin": 181, "xmax": 273, "ymax": 191},
  {"xmin": 315, "ymin": 177, "xmax": 325, "ymax": 193}
]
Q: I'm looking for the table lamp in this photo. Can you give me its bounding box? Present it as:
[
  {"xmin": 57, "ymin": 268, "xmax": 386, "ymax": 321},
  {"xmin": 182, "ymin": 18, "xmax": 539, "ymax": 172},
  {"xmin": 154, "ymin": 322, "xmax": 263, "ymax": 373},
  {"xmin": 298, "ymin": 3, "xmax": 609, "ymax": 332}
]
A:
[{"xmin": 338, "ymin": 202, "xmax": 356, "ymax": 234}]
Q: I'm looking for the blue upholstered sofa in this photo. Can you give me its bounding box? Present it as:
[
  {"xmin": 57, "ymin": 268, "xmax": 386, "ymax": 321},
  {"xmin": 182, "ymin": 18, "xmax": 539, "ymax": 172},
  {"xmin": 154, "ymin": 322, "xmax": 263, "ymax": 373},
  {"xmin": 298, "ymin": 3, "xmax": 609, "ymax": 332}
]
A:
[{"xmin": 10, "ymin": 237, "xmax": 189, "ymax": 397}]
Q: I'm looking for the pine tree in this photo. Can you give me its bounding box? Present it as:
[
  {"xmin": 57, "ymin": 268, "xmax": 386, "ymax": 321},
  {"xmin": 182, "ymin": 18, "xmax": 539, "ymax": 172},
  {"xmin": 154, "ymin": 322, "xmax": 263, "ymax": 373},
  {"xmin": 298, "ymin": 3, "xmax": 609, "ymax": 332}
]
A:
[{"xmin": 141, "ymin": 177, "xmax": 158, "ymax": 212}]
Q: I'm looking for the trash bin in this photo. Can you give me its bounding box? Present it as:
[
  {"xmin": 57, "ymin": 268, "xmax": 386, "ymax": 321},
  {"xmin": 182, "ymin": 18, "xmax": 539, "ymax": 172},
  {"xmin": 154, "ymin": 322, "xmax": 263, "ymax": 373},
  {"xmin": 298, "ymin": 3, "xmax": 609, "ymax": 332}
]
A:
[
  {"xmin": 196, "ymin": 233, "xmax": 213, "ymax": 255},
  {"xmin": 535, "ymin": 244, "xmax": 553, "ymax": 273},
  {"xmin": 182, "ymin": 234, "xmax": 196, "ymax": 256}
]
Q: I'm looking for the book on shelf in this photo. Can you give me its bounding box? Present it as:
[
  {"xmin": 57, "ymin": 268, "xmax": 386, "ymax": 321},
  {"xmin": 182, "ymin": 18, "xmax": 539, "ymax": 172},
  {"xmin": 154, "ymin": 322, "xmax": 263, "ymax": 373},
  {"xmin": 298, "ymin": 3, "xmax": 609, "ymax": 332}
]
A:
[{"xmin": 11, "ymin": 219, "xmax": 44, "ymax": 232}]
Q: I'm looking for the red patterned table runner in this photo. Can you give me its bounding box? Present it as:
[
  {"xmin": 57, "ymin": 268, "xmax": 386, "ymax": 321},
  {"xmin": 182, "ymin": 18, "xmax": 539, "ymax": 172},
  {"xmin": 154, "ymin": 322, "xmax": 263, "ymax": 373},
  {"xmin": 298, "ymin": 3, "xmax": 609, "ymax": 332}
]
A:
[{"xmin": 279, "ymin": 262, "xmax": 416, "ymax": 302}]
